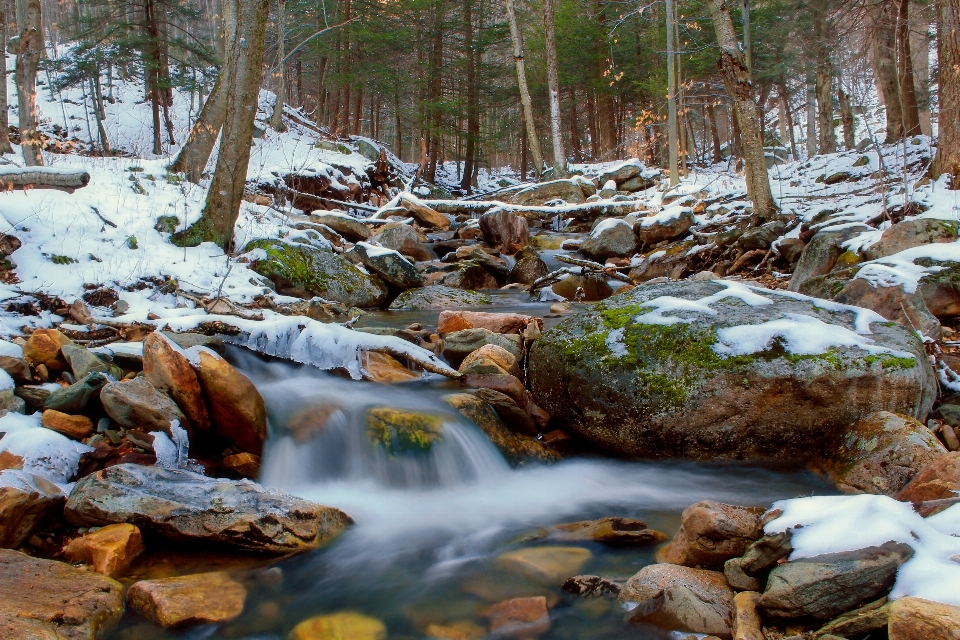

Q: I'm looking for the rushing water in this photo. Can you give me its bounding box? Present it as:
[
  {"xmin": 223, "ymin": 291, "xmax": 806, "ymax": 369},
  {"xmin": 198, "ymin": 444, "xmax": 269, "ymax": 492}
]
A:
[{"xmin": 107, "ymin": 344, "xmax": 834, "ymax": 640}]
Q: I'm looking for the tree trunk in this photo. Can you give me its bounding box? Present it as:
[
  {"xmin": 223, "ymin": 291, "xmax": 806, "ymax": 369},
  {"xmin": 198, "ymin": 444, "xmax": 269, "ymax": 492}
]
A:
[
  {"xmin": 543, "ymin": 0, "xmax": 565, "ymax": 171},
  {"xmin": 666, "ymin": 0, "xmax": 679, "ymax": 184},
  {"xmin": 16, "ymin": 0, "xmax": 42, "ymax": 166},
  {"xmin": 897, "ymin": 0, "xmax": 922, "ymax": 136},
  {"xmin": 706, "ymin": 102, "xmax": 722, "ymax": 163},
  {"xmin": 505, "ymin": 0, "xmax": 544, "ymax": 177},
  {"xmin": 931, "ymin": 0, "xmax": 960, "ymax": 182},
  {"xmin": 460, "ymin": 0, "xmax": 478, "ymax": 192},
  {"xmin": 805, "ymin": 75, "xmax": 817, "ymax": 157},
  {"xmin": 778, "ymin": 79, "xmax": 798, "ymax": 159},
  {"xmin": 838, "ymin": 87, "xmax": 855, "ymax": 150},
  {"xmin": 707, "ymin": 0, "xmax": 777, "ymax": 220},
  {"xmin": 0, "ymin": 7, "xmax": 13, "ymax": 154},
  {"xmin": 183, "ymin": 0, "xmax": 270, "ymax": 250},
  {"xmin": 270, "ymin": 0, "xmax": 287, "ymax": 132},
  {"xmin": 868, "ymin": 0, "xmax": 904, "ymax": 142},
  {"xmin": 568, "ymin": 88, "xmax": 583, "ymax": 162},
  {"xmin": 813, "ymin": 7, "xmax": 836, "ymax": 155},
  {"xmin": 910, "ymin": 0, "xmax": 932, "ymax": 134}
]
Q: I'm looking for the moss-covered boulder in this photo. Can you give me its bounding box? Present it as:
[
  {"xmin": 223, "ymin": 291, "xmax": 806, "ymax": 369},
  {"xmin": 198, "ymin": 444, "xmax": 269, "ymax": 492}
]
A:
[
  {"xmin": 529, "ymin": 280, "xmax": 935, "ymax": 462},
  {"xmin": 247, "ymin": 239, "xmax": 388, "ymax": 308},
  {"xmin": 365, "ymin": 408, "xmax": 445, "ymax": 455}
]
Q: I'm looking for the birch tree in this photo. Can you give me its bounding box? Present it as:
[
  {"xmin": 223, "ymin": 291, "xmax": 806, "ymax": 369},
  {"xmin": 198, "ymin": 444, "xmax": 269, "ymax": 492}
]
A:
[
  {"xmin": 543, "ymin": 0, "xmax": 565, "ymax": 172},
  {"xmin": 16, "ymin": 0, "xmax": 43, "ymax": 166},
  {"xmin": 506, "ymin": 0, "xmax": 544, "ymax": 177}
]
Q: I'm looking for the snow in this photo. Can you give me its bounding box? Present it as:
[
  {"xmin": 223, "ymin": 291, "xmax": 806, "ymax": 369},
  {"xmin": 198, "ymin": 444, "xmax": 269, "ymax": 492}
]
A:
[
  {"xmin": 0, "ymin": 413, "xmax": 93, "ymax": 486},
  {"xmin": 632, "ymin": 280, "xmax": 774, "ymax": 326},
  {"xmin": 637, "ymin": 205, "xmax": 691, "ymax": 228},
  {"xmin": 855, "ymin": 240, "xmax": 960, "ymax": 293},
  {"xmin": 590, "ymin": 218, "xmax": 632, "ymax": 237},
  {"xmin": 356, "ymin": 241, "xmax": 409, "ymax": 262},
  {"xmin": 765, "ymin": 494, "xmax": 960, "ymax": 607},
  {"xmin": 0, "ymin": 369, "xmax": 13, "ymax": 392}
]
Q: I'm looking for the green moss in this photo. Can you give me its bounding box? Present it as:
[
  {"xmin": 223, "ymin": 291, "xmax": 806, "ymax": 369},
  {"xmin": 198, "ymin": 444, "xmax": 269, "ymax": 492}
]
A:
[
  {"xmin": 154, "ymin": 215, "xmax": 180, "ymax": 234},
  {"xmin": 125, "ymin": 236, "xmax": 138, "ymax": 250},
  {"xmin": 171, "ymin": 215, "xmax": 223, "ymax": 248},
  {"xmin": 835, "ymin": 250, "xmax": 861, "ymax": 268},
  {"xmin": 864, "ymin": 353, "xmax": 917, "ymax": 370},
  {"xmin": 365, "ymin": 408, "xmax": 445, "ymax": 455},
  {"xmin": 784, "ymin": 348, "xmax": 844, "ymax": 369},
  {"xmin": 51, "ymin": 255, "xmax": 77, "ymax": 265}
]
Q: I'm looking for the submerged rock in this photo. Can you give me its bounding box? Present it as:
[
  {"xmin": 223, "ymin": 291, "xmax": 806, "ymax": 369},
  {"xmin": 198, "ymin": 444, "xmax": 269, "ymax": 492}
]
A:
[
  {"xmin": 365, "ymin": 407, "xmax": 445, "ymax": 455},
  {"xmin": 389, "ymin": 285, "xmax": 492, "ymax": 310},
  {"xmin": 64, "ymin": 464, "xmax": 352, "ymax": 553},
  {"xmin": 127, "ymin": 571, "xmax": 247, "ymax": 628},
  {"xmin": 549, "ymin": 517, "xmax": 667, "ymax": 546},
  {"xmin": 290, "ymin": 611, "xmax": 387, "ymax": 640},
  {"xmin": 484, "ymin": 596, "xmax": 550, "ymax": 638},
  {"xmin": 529, "ymin": 280, "xmax": 935, "ymax": 462},
  {"xmin": 496, "ymin": 546, "xmax": 592, "ymax": 585}
]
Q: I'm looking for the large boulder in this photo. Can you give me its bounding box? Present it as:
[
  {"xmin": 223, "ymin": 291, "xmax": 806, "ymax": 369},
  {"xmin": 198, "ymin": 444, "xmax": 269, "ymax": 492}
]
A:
[
  {"xmin": 511, "ymin": 247, "xmax": 549, "ymax": 285},
  {"xmin": 509, "ymin": 179, "xmax": 586, "ymax": 206},
  {"xmin": 529, "ymin": 280, "xmax": 935, "ymax": 461},
  {"xmin": 634, "ymin": 208, "xmax": 695, "ymax": 245},
  {"xmin": 311, "ymin": 212, "xmax": 371, "ymax": 242},
  {"xmin": 809, "ymin": 411, "xmax": 947, "ymax": 496},
  {"xmin": 580, "ymin": 218, "xmax": 638, "ymax": 261},
  {"xmin": 345, "ymin": 242, "xmax": 425, "ymax": 289},
  {"xmin": 888, "ymin": 596, "xmax": 960, "ymax": 640},
  {"xmin": 127, "ymin": 571, "xmax": 246, "ymax": 628},
  {"xmin": 789, "ymin": 225, "xmax": 871, "ymax": 292},
  {"xmin": 65, "ymin": 464, "xmax": 351, "ymax": 553},
  {"xmin": 389, "ymin": 285, "xmax": 491, "ymax": 310},
  {"xmin": 863, "ymin": 218, "xmax": 959, "ymax": 261},
  {"xmin": 436, "ymin": 261, "xmax": 499, "ymax": 290},
  {"xmin": 100, "ymin": 377, "xmax": 188, "ymax": 437},
  {"xmin": 834, "ymin": 278, "xmax": 942, "ymax": 340},
  {"xmin": 0, "ymin": 549, "xmax": 124, "ymax": 639},
  {"xmin": 194, "ymin": 349, "xmax": 267, "ymax": 455},
  {"xmin": 143, "ymin": 333, "xmax": 210, "ymax": 433},
  {"xmin": 375, "ymin": 224, "xmax": 435, "ymax": 262},
  {"xmin": 657, "ymin": 501, "xmax": 765, "ymax": 569},
  {"xmin": 480, "ymin": 207, "xmax": 529, "ymax": 255},
  {"xmin": 248, "ymin": 240, "xmax": 388, "ymax": 307}
]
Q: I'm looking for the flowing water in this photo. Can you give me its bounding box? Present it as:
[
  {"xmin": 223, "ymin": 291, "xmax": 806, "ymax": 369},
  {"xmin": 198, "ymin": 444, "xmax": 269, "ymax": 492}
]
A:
[{"xmin": 106, "ymin": 341, "xmax": 834, "ymax": 640}]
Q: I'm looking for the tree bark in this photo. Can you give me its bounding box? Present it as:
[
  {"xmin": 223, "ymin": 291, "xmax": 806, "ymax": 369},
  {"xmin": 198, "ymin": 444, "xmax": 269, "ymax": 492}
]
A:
[
  {"xmin": 805, "ymin": 75, "xmax": 817, "ymax": 157},
  {"xmin": 706, "ymin": 102, "xmax": 722, "ymax": 163},
  {"xmin": 838, "ymin": 87, "xmax": 855, "ymax": 151},
  {"xmin": 666, "ymin": 0, "xmax": 679, "ymax": 184},
  {"xmin": 910, "ymin": 0, "xmax": 932, "ymax": 134},
  {"xmin": 813, "ymin": 6, "xmax": 836, "ymax": 155},
  {"xmin": 931, "ymin": 0, "xmax": 960, "ymax": 182},
  {"xmin": 15, "ymin": 0, "xmax": 42, "ymax": 166},
  {"xmin": 270, "ymin": 0, "xmax": 287, "ymax": 132},
  {"xmin": 707, "ymin": 0, "xmax": 777, "ymax": 220},
  {"xmin": 460, "ymin": 0, "xmax": 478, "ymax": 192},
  {"xmin": 543, "ymin": 0, "xmax": 565, "ymax": 172},
  {"xmin": 868, "ymin": 0, "xmax": 904, "ymax": 142},
  {"xmin": 897, "ymin": 0, "xmax": 922, "ymax": 136},
  {"xmin": 505, "ymin": 0, "xmax": 544, "ymax": 177},
  {"xmin": 0, "ymin": 7, "xmax": 13, "ymax": 154}
]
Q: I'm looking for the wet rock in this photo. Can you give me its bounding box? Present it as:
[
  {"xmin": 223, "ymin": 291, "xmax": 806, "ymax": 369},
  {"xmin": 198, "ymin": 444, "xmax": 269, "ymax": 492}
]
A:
[
  {"xmin": 127, "ymin": 571, "xmax": 246, "ymax": 627},
  {"xmin": 425, "ymin": 620, "xmax": 485, "ymax": 639},
  {"xmin": 443, "ymin": 393, "xmax": 558, "ymax": 466},
  {"xmin": 757, "ymin": 541, "xmax": 913, "ymax": 620},
  {"xmin": 529, "ymin": 280, "xmax": 935, "ymax": 462},
  {"xmin": 896, "ymin": 451, "xmax": 960, "ymax": 515},
  {"xmin": 738, "ymin": 221, "xmax": 785, "ymax": 251},
  {"xmin": 561, "ymin": 575, "xmax": 623, "ymax": 596},
  {"xmin": 511, "ymin": 248, "xmax": 549, "ymax": 285},
  {"xmin": 63, "ymin": 523, "xmax": 144, "ymax": 577},
  {"xmin": 44, "ymin": 372, "xmax": 110, "ymax": 414},
  {"xmin": 346, "ymin": 243, "xmax": 425, "ymax": 289},
  {"xmin": 462, "ymin": 373, "xmax": 525, "ymax": 404},
  {"xmin": 480, "ymin": 207, "xmax": 529, "ymax": 255},
  {"xmin": 65, "ymin": 463, "xmax": 351, "ymax": 553},
  {"xmin": 365, "ymin": 407, "xmax": 445, "ymax": 455},
  {"xmin": 549, "ymin": 517, "xmax": 667, "ymax": 546},
  {"xmin": 143, "ymin": 333, "xmax": 210, "ymax": 433},
  {"xmin": 863, "ymin": 218, "xmax": 959, "ymax": 261},
  {"xmin": 497, "ymin": 546, "xmax": 592, "ymax": 585},
  {"xmin": 724, "ymin": 557, "xmax": 763, "ymax": 592},
  {"xmin": 732, "ymin": 591, "xmax": 764, "ymax": 640},
  {"xmin": 888, "ymin": 596, "xmax": 960, "ymax": 640},
  {"xmin": 360, "ymin": 351, "xmax": 422, "ymax": 384},
  {"xmin": 195, "ymin": 349, "xmax": 266, "ymax": 455},
  {"xmin": 41, "ymin": 409, "xmax": 94, "ymax": 439},
  {"xmin": 658, "ymin": 501, "xmax": 765, "ymax": 569},
  {"xmin": 0, "ymin": 471, "xmax": 65, "ymax": 549},
  {"xmin": 634, "ymin": 209, "xmax": 695, "ymax": 245},
  {"xmin": 618, "ymin": 563, "xmax": 734, "ymax": 637},
  {"xmin": 311, "ymin": 212, "xmax": 371, "ymax": 242},
  {"xmin": 474, "ymin": 388, "xmax": 537, "ymax": 436},
  {"xmin": 443, "ymin": 328, "xmax": 522, "ymax": 364},
  {"xmin": 814, "ymin": 598, "xmax": 889, "ymax": 638},
  {"xmin": 376, "ymin": 224, "xmax": 435, "ymax": 262},
  {"xmin": 61, "ymin": 344, "xmax": 121, "ymax": 380},
  {"xmin": 221, "ymin": 452, "xmax": 261, "ymax": 479},
  {"xmin": 0, "ymin": 548, "xmax": 124, "ymax": 639},
  {"xmin": 248, "ymin": 240, "xmax": 389, "ymax": 308},
  {"xmin": 101, "ymin": 377, "xmax": 188, "ymax": 436},
  {"xmin": 628, "ymin": 242, "xmax": 695, "ymax": 283},
  {"xmin": 788, "ymin": 224, "xmax": 871, "ymax": 292},
  {"xmin": 438, "ymin": 310, "xmax": 541, "ymax": 336},
  {"xmin": 551, "ymin": 273, "xmax": 613, "ymax": 301},
  {"xmin": 436, "ymin": 261, "xmax": 499, "ymax": 290},
  {"xmin": 510, "ymin": 179, "xmax": 586, "ymax": 206},
  {"xmin": 834, "ymin": 278, "xmax": 942, "ymax": 340},
  {"xmin": 580, "ymin": 218, "xmax": 637, "ymax": 261},
  {"xmin": 459, "ymin": 345, "xmax": 520, "ymax": 378},
  {"xmin": 810, "ymin": 411, "xmax": 947, "ymax": 496},
  {"xmin": 23, "ymin": 328, "xmax": 71, "ymax": 371},
  {"xmin": 484, "ymin": 596, "xmax": 550, "ymax": 638},
  {"xmin": 389, "ymin": 286, "xmax": 492, "ymax": 310},
  {"xmin": 740, "ymin": 532, "xmax": 793, "ymax": 576},
  {"xmin": 290, "ymin": 611, "xmax": 387, "ymax": 640}
]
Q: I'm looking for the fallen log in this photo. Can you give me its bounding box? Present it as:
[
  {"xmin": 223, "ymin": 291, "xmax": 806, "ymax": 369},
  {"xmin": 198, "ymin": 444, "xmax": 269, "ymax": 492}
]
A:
[
  {"xmin": 0, "ymin": 167, "xmax": 91, "ymax": 193},
  {"xmin": 421, "ymin": 199, "xmax": 646, "ymax": 221}
]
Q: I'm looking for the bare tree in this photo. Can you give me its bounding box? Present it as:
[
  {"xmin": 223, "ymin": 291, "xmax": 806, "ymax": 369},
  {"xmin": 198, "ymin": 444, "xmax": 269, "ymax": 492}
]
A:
[
  {"xmin": 506, "ymin": 0, "xmax": 544, "ymax": 178},
  {"xmin": 16, "ymin": 0, "xmax": 42, "ymax": 166},
  {"xmin": 269, "ymin": 0, "xmax": 288, "ymax": 132},
  {"xmin": 931, "ymin": 0, "xmax": 960, "ymax": 182},
  {"xmin": 0, "ymin": 7, "xmax": 13, "ymax": 154},
  {"xmin": 543, "ymin": 0, "xmax": 565, "ymax": 172}
]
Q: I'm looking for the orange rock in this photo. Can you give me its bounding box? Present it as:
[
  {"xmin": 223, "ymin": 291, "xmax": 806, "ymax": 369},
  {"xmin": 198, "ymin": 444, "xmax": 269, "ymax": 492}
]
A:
[
  {"xmin": 22, "ymin": 328, "xmax": 71, "ymax": 370},
  {"xmin": 41, "ymin": 409, "xmax": 94, "ymax": 439},
  {"xmin": 896, "ymin": 452, "xmax": 960, "ymax": 515},
  {"xmin": 425, "ymin": 621, "xmax": 486, "ymax": 640},
  {"xmin": 195, "ymin": 350, "xmax": 266, "ymax": 455},
  {"xmin": 0, "ymin": 451, "xmax": 24, "ymax": 471},
  {"xmin": 222, "ymin": 452, "xmax": 261, "ymax": 479},
  {"xmin": 438, "ymin": 310, "xmax": 543, "ymax": 336},
  {"xmin": 888, "ymin": 597, "xmax": 960, "ymax": 639},
  {"xmin": 360, "ymin": 351, "xmax": 421, "ymax": 384},
  {"xmin": 143, "ymin": 333, "xmax": 211, "ymax": 432},
  {"xmin": 0, "ymin": 473, "xmax": 64, "ymax": 548},
  {"xmin": 63, "ymin": 523, "xmax": 145, "ymax": 577},
  {"xmin": 126, "ymin": 571, "xmax": 247, "ymax": 628},
  {"xmin": 732, "ymin": 591, "xmax": 764, "ymax": 640},
  {"xmin": 459, "ymin": 344, "xmax": 520, "ymax": 377},
  {"xmin": 484, "ymin": 596, "xmax": 550, "ymax": 638},
  {"xmin": 461, "ymin": 374, "xmax": 526, "ymax": 404}
]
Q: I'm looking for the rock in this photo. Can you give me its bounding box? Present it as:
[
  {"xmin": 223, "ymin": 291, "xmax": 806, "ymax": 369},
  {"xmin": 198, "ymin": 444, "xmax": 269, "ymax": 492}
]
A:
[
  {"xmin": 425, "ymin": 621, "xmax": 485, "ymax": 640},
  {"xmin": 460, "ymin": 344, "xmax": 520, "ymax": 377},
  {"xmin": 143, "ymin": 333, "xmax": 210, "ymax": 433},
  {"xmin": 658, "ymin": 502, "xmax": 765, "ymax": 570},
  {"xmin": 480, "ymin": 208, "xmax": 529, "ymax": 255},
  {"xmin": 529, "ymin": 280, "xmax": 935, "ymax": 461},
  {"xmin": 442, "ymin": 328, "xmax": 522, "ymax": 364},
  {"xmin": 162, "ymin": 331, "xmax": 225, "ymax": 353},
  {"xmin": 221, "ymin": 452, "xmax": 261, "ymax": 478},
  {"xmin": 248, "ymin": 240, "xmax": 388, "ymax": 307},
  {"xmin": 22, "ymin": 329, "xmax": 71, "ymax": 370},
  {"xmin": 473, "ymin": 388, "xmax": 537, "ymax": 435},
  {"xmin": 809, "ymin": 411, "xmax": 947, "ymax": 496},
  {"xmin": 376, "ymin": 224, "xmax": 435, "ymax": 261},
  {"xmin": 511, "ymin": 250, "xmax": 549, "ymax": 285},
  {"xmin": 436, "ymin": 261, "xmax": 499, "ymax": 290},
  {"xmin": 127, "ymin": 571, "xmax": 246, "ymax": 627},
  {"xmin": 618, "ymin": 563, "xmax": 734, "ymax": 637},
  {"xmin": 443, "ymin": 393, "xmax": 557, "ymax": 466},
  {"xmin": 44, "ymin": 373, "xmax": 110, "ymax": 414},
  {"xmin": 438, "ymin": 310, "xmax": 540, "ymax": 336},
  {"xmin": 0, "ymin": 353, "xmax": 30, "ymax": 383},
  {"xmin": 496, "ymin": 546, "xmax": 592, "ymax": 585},
  {"xmin": 390, "ymin": 285, "xmax": 491, "ymax": 310},
  {"xmin": 100, "ymin": 377, "xmax": 188, "ymax": 437},
  {"xmin": 896, "ymin": 452, "xmax": 960, "ymax": 515},
  {"xmin": 738, "ymin": 221, "xmax": 785, "ymax": 251},
  {"xmin": 346, "ymin": 242, "xmax": 425, "ymax": 289},
  {"xmin": 740, "ymin": 532, "xmax": 793, "ymax": 576},
  {"xmin": 551, "ymin": 273, "xmax": 613, "ymax": 301},
  {"xmin": 361, "ymin": 351, "xmax": 422, "ymax": 384},
  {"xmin": 724, "ymin": 557, "xmax": 763, "ymax": 592},
  {"xmin": 834, "ymin": 277, "xmax": 942, "ymax": 340},
  {"xmin": 788, "ymin": 225, "xmax": 871, "ymax": 292},
  {"xmin": 455, "ymin": 245, "xmax": 511, "ymax": 280},
  {"xmin": 628, "ymin": 242, "xmax": 695, "ymax": 282},
  {"xmin": 290, "ymin": 611, "xmax": 387, "ymax": 640},
  {"xmin": 65, "ymin": 464, "xmax": 351, "ymax": 553},
  {"xmin": 777, "ymin": 238, "xmax": 805, "ymax": 264},
  {"xmin": 580, "ymin": 218, "xmax": 637, "ymax": 260},
  {"xmin": 634, "ymin": 209, "xmax": 695, "ymax": 245},
  {"xmin": 733, "ymin": 591, "xmax": 764, "ymax": 640},
  {"xmin": 63, "ymin": 523, "xmax": 144, "ymax": 577},
  {"xmin": 195, "ymin": 349, "xmax": 267, "ymax": 455},
  {"xmin": 815, "ymin": 598, "xmax": 889, "ymax": 638},
  {"xmin": 461, "ymin": 373, "xmax": 525, "ymax": 404},
  {"xmin": 0, "ymin": 471, "xmax": 64, "ymax": 549},
  {"xmin": 41, "ymin": 409, "xmax": 94, "ymax": 440},
  {"xmin": 863, "ymin": 219, "xmax": 959, "ymax": 261},
  {"xmin": 365, "ymin": 407, "xmax": 445, "ymax": 455},
  {"xmin": 621, "ymin": 174, "xmax": 657, "ymax": 192},
  {"xmin": 598, "ymin": 162, "xmax": 647, "ymax": 186},
  {"xmin": 888, "ymin": 596, "xmax": 960, "ymax": 640},
  {"xmin": 549, "ymin": 517, "xmax": 667, "ymax": 546},
  {"xmin": 398, "ymin": 193, "xmax": 452, "ymax": 229},
  {"xmin": 757, "ymin": 541, "xmax": 913, "ymax": 620},
  {"xmin": 60, "ymin": 344, "xmax": 121, "ymax": 381},
  {"xmin": 561, "ymin": 575, "xmax": 623, "ymax": 596},
  {"xmin": 311, "ymin": 212, "xmax": 371, "ymax": 242},
  {"xmin": 510, "ymin": 179, "xmax": 586, "ymax": 206},
  {"xmin": 484, "ymin": 596, "xmax": 550, "ymax": 638}
]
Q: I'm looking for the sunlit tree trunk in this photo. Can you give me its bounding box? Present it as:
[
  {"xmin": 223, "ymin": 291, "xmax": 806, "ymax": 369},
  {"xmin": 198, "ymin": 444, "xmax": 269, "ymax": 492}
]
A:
[
  {"xmin": 543, "ymin": 0, "xmax": 565, "ymax": 172},
  {"xmin": 931, "ymin": 0, "xmax": 960, "ymax": 182},
  {"xmin": 505, "ymin": 0, "xmax": 543, "ymax": 177},
  {"xmin": 868, "ymin": 0, "xmax": 904, "ymax": 142},
  {"xmin": 0, "ymin": 7, "xmax": 13, "ymax": 154},
  {"xmin": 16, "ymin": 0, "xmax": 42, "ymax": 166}
]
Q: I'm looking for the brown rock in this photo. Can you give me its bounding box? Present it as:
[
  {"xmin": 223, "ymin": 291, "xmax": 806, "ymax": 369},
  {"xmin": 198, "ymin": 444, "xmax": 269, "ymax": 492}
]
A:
[
  {"xmin": 40, "ymin": 409, "xmax": 94, "ymax": 440},
  {"xmin": 462, "ymin": 374, "xmax": 526, "ymax": 404},
  {"xmin": 22, "ymin": 329, "xmax": 71, "ymax": 370},
  {"xmin": 658, "ymin": 501, "xmax": 765, "ymax": 569},
  {"xmin": 360, "ymin": 351, "xmax": 422, "ymax": 384},
  {"xmin": 100, "ymin": 377, "xmax": 189, "ymax": 437},
  {"xmin": 834, "ymin": 278, "xmax": 942, "ymax": 340},
  {"xmin": 896, "ymin": 452, "xmax": 960, "ymax": 515},
  {"xmin": 63, "ymin": 523, "xmax": 144, "ymax": 577},
  {"xmin": 195, "ymin": 350, "xmax": 267, "ymax": 455},
  {"xmin": 222, "ymin": 452, "xmax": 261, "ymax": 479},
  {"xmin": 143, "ymin": 333, "xmax": 211, "ymax": 432},
  {"xmin": 733, "ymin": 591, "xmax": 764, "ymax": 640},
  {"xmin": 398, "ymin": 193, "xmax": 451, "ymax": 229},
  {"xmin": 126, "ymin": 571, "xmax": 246, "ymax": 628},
  {"xmin": 0, "ymin": 548, "xmax": 124, "ymax": 639},
  {"xmin": 479, "ymin": 207, "xmax": 530, "ymax": 255},
  {"xmin": 551, "ymin": 273, "xmax": 613, "ymax": 301},
  {"xmin": 290, "ymin": 611, "xmax": 387, "ymax": 640},
  {"xmin": 425, "ymin": 620, "xmax": 486, "ymax": 639},
  {"xmin": 816, "ymin": 598, "xmax": 890, "ymax": 638},
  {"xmin": 550, "ymin": 516, "xmax": 668, "ymax": 546},
  {"xmin": 0, "ymin": 355, "xmax": 31, "ymax": 382},
  {"xmin": 0, "ymin": 472, "xmax": 64, "ymax": 549},
  {"xmin": 496, "ymin": 546, "xmax": 592, "ymax": 585},
  {"xmin": 723, "ymin": 557, "xmax": 762, "ymax": 592},
  {"xmin": 484, "ymin": 596, "xmax": 550, "ymax": 639},
  {"xmin": 474, "ymin": 388, "xmax": 537, "ymax": 436},
  {"xmin": 442, "ymin": 393, "xmax": 558, "ymax": 466},
  {"xmin": 634, "ymin": 209, "xmax": 696, "ymax": 245},
  {"xmin": 459, "ymin": 344, "xmax": 521, "ymax": 377},
  {"xmin": 888, "ymin": 597, "xmax": 960, "ymax": 640}
]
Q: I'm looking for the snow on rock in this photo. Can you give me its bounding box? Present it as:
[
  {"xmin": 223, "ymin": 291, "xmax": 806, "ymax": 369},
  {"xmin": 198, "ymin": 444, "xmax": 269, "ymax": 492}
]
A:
[{"xmin": 0, "ymin": 413, "xmax": 93, "ymax": 486}]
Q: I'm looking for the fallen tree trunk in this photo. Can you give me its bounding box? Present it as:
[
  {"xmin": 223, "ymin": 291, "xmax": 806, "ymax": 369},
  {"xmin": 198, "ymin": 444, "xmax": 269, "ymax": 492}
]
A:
[{"xmin": 0, "ymin": 167, "xmax": 91, "ymax": 192}]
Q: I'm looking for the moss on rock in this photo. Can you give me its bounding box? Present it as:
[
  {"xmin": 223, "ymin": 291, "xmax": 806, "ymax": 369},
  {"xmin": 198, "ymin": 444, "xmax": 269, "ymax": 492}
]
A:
[{"xmin": 365, "ymin": 408, "xmax": 445, "ymax": 455}]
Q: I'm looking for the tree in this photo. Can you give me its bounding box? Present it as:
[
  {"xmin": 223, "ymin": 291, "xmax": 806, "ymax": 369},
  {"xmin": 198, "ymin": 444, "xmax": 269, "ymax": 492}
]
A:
[
  {"xmin": 706, "ymin": 0, "xmax": 777, "ymax": 220},
  {"xmin": 867, "ymin": 0, "xmax": 904, "ymax": 142},
  {"xmin": 506, "ymin": 0, "xmax": 544, "ymax": 177},
  {"xmin": 930, "ymin": 0, "xmax": 960, "ymax": 181},
  {"xmin": 16, "ymin": 0, "xmax": 43, "ymax": 166},
  {"xmin": 0, "ymin": 7, "xmax": 13, "ymax": 154},
  {"xmin": 543, "ymin": 0, "xmax": 565, "ymax": 172}
]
